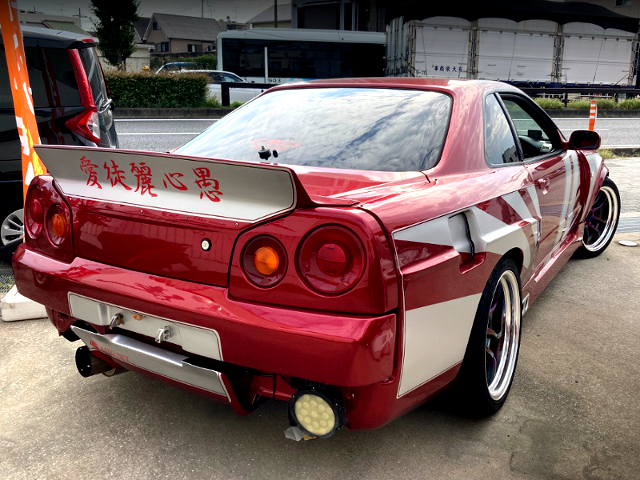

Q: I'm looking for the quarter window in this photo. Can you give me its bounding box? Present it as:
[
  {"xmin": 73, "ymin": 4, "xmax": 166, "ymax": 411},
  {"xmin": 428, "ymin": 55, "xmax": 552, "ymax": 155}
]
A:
[
  {"xmin": 484, "ymin": 94, "xmax": 519, "ymax": 165},
  {"xmin": 500, "ymin": 95, "xmax": 558, "ymax": 159}
]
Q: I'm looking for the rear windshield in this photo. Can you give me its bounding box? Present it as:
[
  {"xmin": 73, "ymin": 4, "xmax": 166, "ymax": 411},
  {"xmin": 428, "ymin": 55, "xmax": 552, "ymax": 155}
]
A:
[
  {"xmin": 175, "ymin": 88, "xmax": 452, "ymax": 172},
  {"xmin": 0, "ymin": 45, "xmax": 81, "ymax": 108}
]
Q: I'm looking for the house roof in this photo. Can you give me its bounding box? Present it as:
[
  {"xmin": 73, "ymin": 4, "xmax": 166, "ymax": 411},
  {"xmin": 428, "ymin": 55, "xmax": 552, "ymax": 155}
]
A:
[
  {"xmin": 247, "ymin": 4, "xmax": 291, "ymax": 24},
  {"xmin": 145, "ymin": 13, "xmax": 223, "ymax": 42},
  {"xmin": 42, "ymin": 20, "xmax": 90, "ymax": 35},
  {"xmin": 134, "ymin": 17, "xmax": 150, "ymax": 42}
]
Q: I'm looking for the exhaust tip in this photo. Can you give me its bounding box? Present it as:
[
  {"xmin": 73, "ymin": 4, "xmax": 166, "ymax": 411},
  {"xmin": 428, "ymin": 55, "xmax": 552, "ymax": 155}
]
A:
[{"xmin": 75, "ymin": 346, "xmax": 112, "ymax": 378}]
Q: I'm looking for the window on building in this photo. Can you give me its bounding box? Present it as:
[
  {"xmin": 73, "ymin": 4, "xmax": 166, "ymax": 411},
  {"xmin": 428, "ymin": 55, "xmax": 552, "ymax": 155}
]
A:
[
  {"xmin": 615, "ymin": 0, "xmax": 631, "ymax": 6},
  {"xmin": 344, "ymin": 2, "xmax": 352, "ymax": 30},
  {"xmin": 187, "ymin": 44, "xmax": 200, "ymax": 53},
  {"xmin": 160, "ymin": 42, "xmax": 169, "ymax": 52},
  {"xmin": 153, "ymin": 21, "xmax": 159, "ymax": 30}
]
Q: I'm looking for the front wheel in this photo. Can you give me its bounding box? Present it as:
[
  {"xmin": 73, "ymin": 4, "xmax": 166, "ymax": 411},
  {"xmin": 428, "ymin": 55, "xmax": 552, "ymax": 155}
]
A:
[
  {"xmin": 453, "ymin": 258, "xmax": 522, "ymax": 417},
  {"xmin": 574, "ymin": 178, "xmax": 620, "ymax": 259}
]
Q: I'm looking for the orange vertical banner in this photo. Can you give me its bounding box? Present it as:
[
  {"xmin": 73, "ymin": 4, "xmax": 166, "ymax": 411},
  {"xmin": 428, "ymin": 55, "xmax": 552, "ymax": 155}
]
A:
[{"xmin": 0, "ymin": 0, "xmax": 47, "ymax": 202}]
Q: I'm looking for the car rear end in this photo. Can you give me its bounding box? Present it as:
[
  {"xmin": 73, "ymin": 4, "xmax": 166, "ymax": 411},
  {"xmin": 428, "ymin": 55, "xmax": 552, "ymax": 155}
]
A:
[
  {"xmin": 13, "ymin": 82, "xmax": 455, "ymax": 436},
  {"xmin": 13, "ymin": 145, "xmax": 402, "ymax": 435},
  {"xmin": 0, "ymin": 26, "xmax": 117, "ymax": 258}
]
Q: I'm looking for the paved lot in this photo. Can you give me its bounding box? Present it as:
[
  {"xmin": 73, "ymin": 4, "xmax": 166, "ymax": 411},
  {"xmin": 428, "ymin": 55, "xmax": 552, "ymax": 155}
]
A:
[
  {"xmin": 1, "ymin": 145, "xmax": 639, "ymax": 479},
  {"xmin": 1, "ymin": 232, "xmax": 638, "ymax": 480}
]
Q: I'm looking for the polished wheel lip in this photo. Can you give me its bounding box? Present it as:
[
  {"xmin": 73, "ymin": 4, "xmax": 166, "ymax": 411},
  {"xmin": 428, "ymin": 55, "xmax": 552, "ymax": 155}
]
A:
[
  {"xmin": 485, "ymin": 269, "xmax": 520, "ymax": 401},
  {"xmin": 1, "ymin": 208, "xmax": 24, "ymax": 245},
  {"xmin": 583, "ymin": 186, "xmax": 618, "ymax": 252}
]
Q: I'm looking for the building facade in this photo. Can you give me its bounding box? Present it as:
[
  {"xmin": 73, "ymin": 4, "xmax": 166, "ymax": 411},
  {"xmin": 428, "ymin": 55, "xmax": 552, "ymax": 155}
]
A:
[{"xmin": 143, "ymin": 14, "xmax": 222, "ymax": 54}]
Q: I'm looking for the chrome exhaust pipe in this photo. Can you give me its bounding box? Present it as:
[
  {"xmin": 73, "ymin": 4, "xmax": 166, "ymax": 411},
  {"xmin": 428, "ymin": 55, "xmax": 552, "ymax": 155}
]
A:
[{"xmin": 75, "ymin": 346, "xmax": 114, "ymax": 378}]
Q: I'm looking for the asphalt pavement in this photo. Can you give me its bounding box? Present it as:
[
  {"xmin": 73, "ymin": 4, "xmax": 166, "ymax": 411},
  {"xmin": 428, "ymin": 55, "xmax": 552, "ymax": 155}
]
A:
[
  {"xmin": 116, "ymin": 119, "xmax": 215, "ymax": 152},
  {"xmin": 1, "ymin": 229, "xmax": 638, "ymax": 479},
  {"xmin": 115, "ymin": 118, "xmax": 640, "ymax": 153}
]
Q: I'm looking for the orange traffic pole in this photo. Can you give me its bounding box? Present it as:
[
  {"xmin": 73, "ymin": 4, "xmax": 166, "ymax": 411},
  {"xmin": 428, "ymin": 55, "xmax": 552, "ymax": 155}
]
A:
[
  {"xmin": 588, "ymin": 100, "xmax": 597, "ymax": 131},
  {"xmin": 0, "ymin": 0, "xmax": 47, "ymax": 202}
]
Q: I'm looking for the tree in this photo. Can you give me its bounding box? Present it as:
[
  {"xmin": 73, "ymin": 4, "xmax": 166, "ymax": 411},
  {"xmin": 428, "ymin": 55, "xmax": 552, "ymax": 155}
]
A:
[{"xmin": 90, "ymin": 0, "xmax": 139, "ymax": 70}]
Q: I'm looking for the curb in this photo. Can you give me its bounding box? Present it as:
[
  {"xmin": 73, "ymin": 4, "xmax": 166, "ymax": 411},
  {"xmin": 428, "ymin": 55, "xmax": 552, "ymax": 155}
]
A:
[
  {"xmin": 601, "ymin": 147, "xmax": 640, "ymax": 157},
  {"xmin": 114, "ymin": 108, "xmax": 234, "ymax": 119},
  {"xmin": 1, "ymin": 285, "xmax": 47, "ymax": 322}
]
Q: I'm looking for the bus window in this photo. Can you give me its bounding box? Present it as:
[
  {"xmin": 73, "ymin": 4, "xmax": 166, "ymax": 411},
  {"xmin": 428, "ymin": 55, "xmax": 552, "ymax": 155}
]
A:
[{"xmin": 220, "ymin": 37, "xmax": 385, "ymax": 80}]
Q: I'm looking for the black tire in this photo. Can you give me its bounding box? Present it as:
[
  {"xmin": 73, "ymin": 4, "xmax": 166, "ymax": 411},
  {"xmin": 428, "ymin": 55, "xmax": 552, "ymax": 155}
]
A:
[
  {"xmin": 0, "ymin": 204, "xmax": 23, "ymax": 262},
  {"xmin": 574, "ymin": 178, "xmax": 620, "ymax": 259},
  {"xmin": 453, "ymin": 257, "xmax": 522, "ymax": 417}
]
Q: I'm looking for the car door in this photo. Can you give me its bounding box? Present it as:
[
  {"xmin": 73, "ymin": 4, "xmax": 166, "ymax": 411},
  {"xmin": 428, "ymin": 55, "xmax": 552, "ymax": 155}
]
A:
[{"xmin": 498, "ymin": 93, "xmax": 580, "ymax": 267}]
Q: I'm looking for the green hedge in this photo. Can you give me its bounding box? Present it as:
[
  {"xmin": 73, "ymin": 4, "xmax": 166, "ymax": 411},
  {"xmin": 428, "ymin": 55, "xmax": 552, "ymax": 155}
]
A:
[
  {"xmin": 618, "ymin": 98, "xmax": 640, "ymax": 109},
  {"xmin": 534, "ymin": 98, "xmax": 564, "ymax": 109},
  {"xmin": 106, "ymin": 72, "xmax": 209, "ymax": 108}
]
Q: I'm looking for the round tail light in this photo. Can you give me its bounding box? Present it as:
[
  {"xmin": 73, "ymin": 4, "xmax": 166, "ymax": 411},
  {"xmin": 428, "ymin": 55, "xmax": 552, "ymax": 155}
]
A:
[
  {"xmin": 242, "ymin": 236, "xmax": 287, "ymax": 287},
  {"xmin": 297, "ymin": 226, "xmax": 365, "ymax": 294},
  {"xmin": 25, "ymin": 187, "xmax": 44, "ymax": 238},
  {"xmin": 46, "ymin": 205, "xmax": 69, "ymax": 246}
]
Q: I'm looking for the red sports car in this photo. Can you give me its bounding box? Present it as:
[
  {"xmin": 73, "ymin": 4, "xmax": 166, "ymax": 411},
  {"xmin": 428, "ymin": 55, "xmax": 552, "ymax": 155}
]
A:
[{"xmin": 13, "ymin": 79, "xmax": 620, "ymax": 439}]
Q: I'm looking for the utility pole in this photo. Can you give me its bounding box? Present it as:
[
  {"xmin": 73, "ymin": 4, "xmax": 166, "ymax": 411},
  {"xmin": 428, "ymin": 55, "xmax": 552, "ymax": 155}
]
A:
[
  {"xmin": 201, "ymin": 0, "xmax": 204, "ymax": 18},
  {"xmin": 274, "ymin": 0, "xmax": 278, "ymax": 28}
]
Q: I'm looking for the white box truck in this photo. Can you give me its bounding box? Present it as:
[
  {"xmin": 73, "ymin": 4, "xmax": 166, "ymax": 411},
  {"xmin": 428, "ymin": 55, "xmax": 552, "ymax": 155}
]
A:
[{"xmin": 386, "ymin": 16, "xmax": 638, "ymax": 86}]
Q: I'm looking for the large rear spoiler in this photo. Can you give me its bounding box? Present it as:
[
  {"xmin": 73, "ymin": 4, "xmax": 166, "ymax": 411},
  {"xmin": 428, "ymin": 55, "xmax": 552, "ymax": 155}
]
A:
[{"xmin": 35, "ymin": 145, "xmax": 349, "ymax": 223}]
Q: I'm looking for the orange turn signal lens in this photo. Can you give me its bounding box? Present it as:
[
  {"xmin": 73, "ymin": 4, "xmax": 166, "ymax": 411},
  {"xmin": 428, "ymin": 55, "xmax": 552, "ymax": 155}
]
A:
[
  {"xmin": 46, "ymin": 205, "xmax": 69, "ymax": 247},
  {"xmin": 254, "ymin": 246, "xmax": 279, "ymax": 275},
  {"xmin": 51, "ymin": 213, "xmax": 67, "ymax": 238},
  {"xmin": 242, "ymin": 236, "xmax": 287, "ymax": 287}
]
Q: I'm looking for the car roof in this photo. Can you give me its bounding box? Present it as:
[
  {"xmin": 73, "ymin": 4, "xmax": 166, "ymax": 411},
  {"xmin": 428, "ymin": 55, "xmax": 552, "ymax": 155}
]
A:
[
  {"xmin": 275, "ymin": 77, "xmax": 521, "ymax": 95},
  {"xmin": 0, "ymin": 25, "xmax": 97, "ymax": 48}
]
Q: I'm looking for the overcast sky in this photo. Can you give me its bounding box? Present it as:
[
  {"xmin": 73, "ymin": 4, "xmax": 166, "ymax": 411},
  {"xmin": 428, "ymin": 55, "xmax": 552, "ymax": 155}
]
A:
[{"xmin": 18, "ymin": 0, "xmax": 283, "ymax": 30}]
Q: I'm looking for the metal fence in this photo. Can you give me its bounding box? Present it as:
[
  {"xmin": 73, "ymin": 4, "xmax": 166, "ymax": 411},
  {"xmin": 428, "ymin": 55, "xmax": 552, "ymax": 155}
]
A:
[{"xmin": 0, "ymin": 269, "xmax": 14, "ymax": 296}]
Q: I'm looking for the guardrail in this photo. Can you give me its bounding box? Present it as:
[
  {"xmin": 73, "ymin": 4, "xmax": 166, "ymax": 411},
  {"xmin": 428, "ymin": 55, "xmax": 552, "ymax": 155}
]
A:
[
  {"xmin": 220, "ymin": 82, "xmax": 273, "ymax": 106},
  {"xmin": 519, "ymin": 88, "xmax": 640, "ymax": 106}
]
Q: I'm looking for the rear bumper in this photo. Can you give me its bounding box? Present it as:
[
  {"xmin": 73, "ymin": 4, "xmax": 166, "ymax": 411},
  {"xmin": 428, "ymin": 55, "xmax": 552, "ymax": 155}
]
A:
[{"xmin": 13, "ymin": 245, "xmax": 396, "ymax": 388}]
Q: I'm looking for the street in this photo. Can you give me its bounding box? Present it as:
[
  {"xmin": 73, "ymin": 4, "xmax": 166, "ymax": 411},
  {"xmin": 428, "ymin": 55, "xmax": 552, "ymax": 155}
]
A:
[
  {"xmin": 1, "ymin": 123, "xmax": 639, "ymax": 480},
  {"xmin": 115, "ymin": 117, "xmax": 640, "ymax": 153}
]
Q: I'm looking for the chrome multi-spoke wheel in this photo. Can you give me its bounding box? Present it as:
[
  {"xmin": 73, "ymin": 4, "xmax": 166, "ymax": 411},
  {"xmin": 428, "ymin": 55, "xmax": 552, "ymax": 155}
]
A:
[
  {"xmin": 485, "ymin": 269, "xmax": 520, "ymax": 401},
  {"xmin": 575, "ymin": 178, "xmax": 620, "ymax": 258},
  {"xmin": 1, "ymin": 208, "xmax": 23, "ymax": 245},
  {"xmin": 453, "ymin": 257, "xmax": 522, "ymax": 417}
]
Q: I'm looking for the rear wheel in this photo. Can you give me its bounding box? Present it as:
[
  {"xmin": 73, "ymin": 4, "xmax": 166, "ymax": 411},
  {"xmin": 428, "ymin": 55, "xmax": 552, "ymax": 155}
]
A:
[
  {"xmin": 454, "ymin": 258, "xmax": 522, "ymax": 417},
  {"xmin": 1, "ymin": 208, "xmax": 23, "ymax": 246},
  {"xmin": 574, "ymin": 178, "xmax": 620, "ymax": 259}
]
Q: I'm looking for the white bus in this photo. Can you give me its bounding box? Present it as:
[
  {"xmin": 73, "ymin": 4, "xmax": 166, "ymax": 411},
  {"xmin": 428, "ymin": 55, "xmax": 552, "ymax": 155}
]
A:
[{"xmin": 216, "ymin": 28, "xmax": 386, "ymax": 85}]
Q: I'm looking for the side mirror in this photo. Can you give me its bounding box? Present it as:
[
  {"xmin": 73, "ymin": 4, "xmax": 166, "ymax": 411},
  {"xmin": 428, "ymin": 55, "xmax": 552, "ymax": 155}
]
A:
[{"xmin": 568, "ymin": 130, "xmax": 601, "ymax": 151}]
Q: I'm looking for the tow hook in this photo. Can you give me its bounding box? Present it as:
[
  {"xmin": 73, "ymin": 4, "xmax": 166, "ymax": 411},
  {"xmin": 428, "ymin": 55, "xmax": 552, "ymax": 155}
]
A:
[
  {"xmin": 110, "ymin": 313, "xmax": 124, "ymax": 328},
  {"xmin": 155, "ymin": 325, "xmax": 170, "ymax": 344}
]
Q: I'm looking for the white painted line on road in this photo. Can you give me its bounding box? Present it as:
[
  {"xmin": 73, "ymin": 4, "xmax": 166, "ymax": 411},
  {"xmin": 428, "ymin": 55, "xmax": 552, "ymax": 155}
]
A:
[
  {"xmin": 601, "ymin": 145, "xmax": 640, "ymax": 148},
  {"xmin": 621, "ymin": 212, "xmax": 640, "ymax": 218},
  {"xmin": 117, "ymin": 132, "xmax": 202, "ymax": 135},
  {"xmin": 115, "ymin": 119, "xmax": 219, "ymax": 122}
]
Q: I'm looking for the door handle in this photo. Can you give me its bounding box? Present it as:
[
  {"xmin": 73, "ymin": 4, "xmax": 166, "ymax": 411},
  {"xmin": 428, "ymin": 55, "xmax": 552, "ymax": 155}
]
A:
[{"xmin": 536, "ymin": 177, "xmax": 550, "ymax": 193}]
